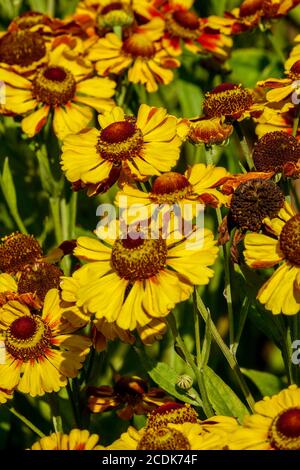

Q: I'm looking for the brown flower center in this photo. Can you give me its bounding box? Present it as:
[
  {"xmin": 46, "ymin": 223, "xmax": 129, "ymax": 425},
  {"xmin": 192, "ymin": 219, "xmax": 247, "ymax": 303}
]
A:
[
  {"xmin": 11, "ymin": 12, "xmax": 49, "ymax": 30},
  {"xmin": 239, "ymin": 0, "xmax": 264, "ymax": 17},
  {"xmin": 230, "ymin": 179, "xmax": 284, "ymax": 232},
  {"xmin": 165, "ymin": 9, "xmax": 200, "ymax": 40},
  {"xmin": 97, "ymin": 119, "xmax": 143, "ymax": 164},
  {"xmin": 269, "ymin": 407, "xmax": 300, "ymax": 450},
  {"xmin": 150, "ymin": 172, "xmax": 192, "ymax": 204},
  {"xmin": 0, "ymin": 233, "xmax": 42, "ymax": 274},
  {"xmin": 280, "ymin": 215, "xmax": 300, "ymax": 266},
  {"xmin": 137, "ymin": 427, "xmax": 191, "ymax": 450},
  {"xmin": 18, "ymin": 262, "xmax": 63, "ymax": 302},
  {"xmin": 173, "ymin": 10, "xmax": 199, "ymax": 30},
  {"xmin": 203, "ymin": 83, "xmax": 253, "ymax": 120},
  {"xmin": 147, "ymin": 402, "xmax": 198, "ymax": 430},
  {"xmin": 0, "ymin": 30, "xmax": 46, "ymax": 68},
  {"xmin": 122, "ymin": 33, "xmax": 155, "ymax": 58},
  {"xmin": 289, "ymin": 60, "xmax": 300, "ymax": 81},
  {"xmin": 111, "ymin": 234, "xmax": 167, "ymax": 281},
  {"xmin": 253, "ymin": 131, "xmax": 300, "ymax": 173},
  {"xmin": 32, "ymin": 66, "xmax": 76, "ymax": 106},
  {"xmin": 5, "ymin": 314, "xmax": 52, "ymax": 361}
]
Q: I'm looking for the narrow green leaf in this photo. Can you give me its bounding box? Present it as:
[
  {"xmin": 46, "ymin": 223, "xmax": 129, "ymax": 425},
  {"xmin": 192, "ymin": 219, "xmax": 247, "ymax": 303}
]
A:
[
  {"xmin": 241, "ymin": 369, "xmax": 283, "ymax": 397},
  {"xmin": 201, "ymin": 308, "xmax": 212, "ymax": 368},
  {"xmin": 176, "ymin": 79, "xmax": 203, "ymax": 118},
  {"xmin": 204, "ymin": 366, "xmax": 249, "ymax": 422}
]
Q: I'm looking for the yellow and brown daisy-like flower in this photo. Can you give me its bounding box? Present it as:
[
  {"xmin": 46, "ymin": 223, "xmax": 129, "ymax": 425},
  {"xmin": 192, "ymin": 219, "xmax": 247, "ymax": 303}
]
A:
[
  {"xmin": 30, "ymin": 429, "xmax": 103, "ymax": 450},
  {"xmin": 252, "ymin": 131, "xmax": 300, "ymax": 176},
  {"xmin": 0, "ymin": 289, "xmax": 91, "ymax": 397},
  {"xmin": 60, "ymin": 223, "xmax": 218, "ymax": 330},
  {"xmin": 229, "ymin": 385, "xmax": 300, "ymax": 450},
  {"xmin": 87, "ymin": 375, "xmax": 171, "ymax": 420},
  {"xmin": 87, "ymin": 21, "xmax": 180, "ymax": 92},
  {"xmin": 61, "ymin": 104, "xmax": 182, "ymax": 195},
  {"xmin": 0, "ymin": 41, "xmax": 116, "ymax": 140},
  {"xmin": 108, "ymin": 422, "xmax": 227, "ymax": 450},
  {"xmin": 116, "ymin": 165, "xmax": 229, "ymax": 217},
  {"xmin": 203, "ymin": 83, "xmax": 255, "ymax": 122},
  {"xmin": 257, "ymin": 60, "xmax": 300, "ymax": 105},
  {"xmin": 0, "ymin": 273, "xmax": 42, "ymax": 310},
  {"xmin": 244, "ymin": 202, "xmax": 300, "ymax": 315}
]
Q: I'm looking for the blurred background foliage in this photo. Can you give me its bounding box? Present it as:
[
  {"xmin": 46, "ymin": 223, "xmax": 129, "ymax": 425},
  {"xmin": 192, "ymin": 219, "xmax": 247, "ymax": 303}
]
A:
[{"xmin": 0, "ymin": 0, "xmax": 299, "ymax": 449}]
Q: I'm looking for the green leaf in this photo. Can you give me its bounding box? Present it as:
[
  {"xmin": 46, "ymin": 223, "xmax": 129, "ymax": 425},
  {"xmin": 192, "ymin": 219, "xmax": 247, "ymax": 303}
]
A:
[
  {"xmin": 176, "ymin": 79, "xmax": 203, "ymax": 118},
  {"xmin": 135, "ymin": 348, "xmax": 202, "ymax": 407},
  {"xmin": 0, "ymin": 0, "xmax": 23, "ymax": 20},
  {"xmin": 203, "ymin": 366, "xmax": 249, "ymax": 422},
  {"xmin": 241, "ymin": 369, "xmax": 283, "ymax": 397}
]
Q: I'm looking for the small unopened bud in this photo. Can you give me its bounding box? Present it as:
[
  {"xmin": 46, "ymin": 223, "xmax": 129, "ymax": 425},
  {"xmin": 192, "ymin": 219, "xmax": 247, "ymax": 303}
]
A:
[{"xmin": 176, "ymin": 374, "xmax": 193, "ymax": 391}]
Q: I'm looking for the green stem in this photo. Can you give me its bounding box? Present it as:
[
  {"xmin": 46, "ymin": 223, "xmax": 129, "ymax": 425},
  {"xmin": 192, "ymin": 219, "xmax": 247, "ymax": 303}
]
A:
[
  {"xmin": 232, "ymin": 297, "xmax": 250, "ymax": 357},
  {"xmin": 193, "ymin": 291, "xmax": 202, "ymax": 368},
  {"xmin": 168, "ymin": 313, "xmax": 214, "ymax": 417},
  {"xmin": 7, "ymin": 406, "xmax": 45, "ymax": 438},
  {"xmin": 206, "ymin": 148, "xmax": 234, "ymax": 348},
  {"xmin": 47, "ymin": 394, "xmax": 63, "ymax": 433},
  {"xmin": 195, "ymin": 290, "xmax": 255, "ymax": 412},
  {"xmin": 67, "ymin": 379, "xmax": 81, "ymax": 428},
  {"xmin": 69, "ymin": 191, "xmax": 78, "ymax": 239},
  {"xmin": 233, "ymin": 122, "xmax": 254, "ymax": 170}
]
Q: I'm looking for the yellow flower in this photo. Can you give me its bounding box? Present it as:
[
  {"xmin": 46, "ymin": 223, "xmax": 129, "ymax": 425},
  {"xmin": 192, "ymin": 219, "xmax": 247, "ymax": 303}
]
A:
[
  {"xmin": 257, "ymin": 60, "xmax": 300, "ymax": 105},
  {"xmin": 61, "ymin": 226, "xmax": 218, "ymax": 330},
  {"xmin": 0, "ymin": 289, "xmax": 91, "ymax": 397},
  {"xmin": 244, "ymin": 202, "xmax": 300, "ymax": 315},
  {"xmin": 61, "ymin": 104, "xmax": 183, "ymax": 195},
  {"xmin": 87, "ymin": 21, "xmax": 180, "ymax": 92},
  {"xmin": 229, "ymin": 385, "xmax": 300, "ymax": 450},
  {"xmin": 0, "ymin": 41, "xmax": 116, "ymax": 140},
  {"xmin": 30, "ymin": 429, "xmax": 103, "ymax": 450},
  {"xmin": 108, "ymin": 422, "xmax": 225, "ymax": 450},
  {"xmin": 115, "ymin": 165, "xmax": 229, "ymax": 218}
]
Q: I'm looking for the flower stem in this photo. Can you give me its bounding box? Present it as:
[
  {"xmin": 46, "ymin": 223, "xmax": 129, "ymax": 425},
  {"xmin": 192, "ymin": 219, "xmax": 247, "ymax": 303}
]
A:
[
  {"xmin": 7, "ymin": 406, "xmax": 45, "ymax": 438},
  {"xmin": 233, "ymin": 122, "xmax": 254, "ymax": 170},
  {"xmin": 169, "ymin": 313, "xmax": 214, "ymax": 417},
  {"xmin": 66, "ymin": 379, "xmax": 81, "ymax": 428},
  {"xmin": 194, "ymin": 290, "xmax": 256, "ymax": 412}
]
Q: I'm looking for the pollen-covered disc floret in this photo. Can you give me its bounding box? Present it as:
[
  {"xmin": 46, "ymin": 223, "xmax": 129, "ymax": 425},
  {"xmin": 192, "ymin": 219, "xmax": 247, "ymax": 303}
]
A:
[
  {"xmin": 111, "ymin": 235, "xmax": 167, "ymax": 282},
  {"xmin": 230, "ymin": 179, "xmax": 285, "ymax": 231},
  {"xmin": 203, "ymin": 83, "xmax": 253, "ymax": 120},
  {"xmin": 0, "ymin": 30, "xmax": 46, "ymax": 67},
  {"xmin": 279, "ymin": 215, "xmax": 300, "ymax": 266},
  {"xmin": 269, "ymin": 407, "xmax": 300, "ymax": 450},
  {"xmin": 18, "ymin": 262, "xmax": 63, "ymax": 302},
  {"xmin": 165, "ymin": 9, "xmax": 200, "ymax": 40},
  {"xmin": 97, "ymin": 119, "xmax": 144, "ymax": 163},
  {"xmin": 150, "ymin": 172, "xmax": 192, "ymax": 204},
  {"xmin": 253, "ymin": 131, "xmax": 300, "ymax": 173},
  {"xmin": 122, "ymin": 33, "xmax": 156, "ymax": 58},
  {"xmin": 0, "ymin": 233, "xmax": 42, "ymax": 274},
  {"xmin": 5, "ymin": 315, "xmax": 52, "ymax": 361},
  {"xmin": 146, "ymin": 403, "xmax": 199, "ymax": 430},
  {"xmin": 32, "ymin": 66, "xmax": 77, "ymax": 106},
  {"xmin": 137, "ymin": 426, "xmax": 190, "ymax": 450}
]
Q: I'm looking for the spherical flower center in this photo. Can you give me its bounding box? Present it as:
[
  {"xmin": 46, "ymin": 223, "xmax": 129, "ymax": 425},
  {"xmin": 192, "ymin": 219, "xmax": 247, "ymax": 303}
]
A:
[
  {"xmin": 0, "ymin": 233, "xmax": 42, "ymax": 274},
  {"xmin": 111, "ymin": 234, "xmax": 167, "ymax": 281},
  {"xmin": 166, "ymin": 9, "xmax": 200, "ymax": 40},
  {"xmin": 173, "ymin": 10, "xmax": 199, "ymax": 30},
  {"xmin": 123, "ymin": 33, "xmax": 155, "ymax": 58},
  {"xmin": 151, "ymin": 172, "xmax": 192, "ymax": 204},
  {"xmin": 239, "ymin": 0, "xmax": 264, "ymax": 17},
  {"xmin": 203, "ymin": 83, "xmax": 253, "ymax": 120},
  {"xmin": 269, "ymin": 407, "xmax": 300, "ymax": 450},
  {"xmin": 32, "ymin": 66, "xmax": 76, "ymax": 106},
  {"xmin": 289, "ymin": 60, "xmax": 300, "ymax": 81},
  {"xmin": 10, "ymin": 316, "xmax": 36, "ymax": 340},
  {"xmin": 0, "ymin": 30, "xmax": 46, "ymax": 67},
  {"xmin": 230, "ymin": 179, "xmax": 284, "ymax": 232},
  {"xmin": 280, "ymin": 215, "xmax": 300, "ymax": 266},
  {"xmin": 137, "ymin": 427, "xmax": 190, "ymax": 450},
  {"xmin": 18, "ymin": 262, "xmax": 63, "ymax": 302},
  {"xmin": 97, "ymin": 119, "xmax": 143, "ymax": 163},
  {"xmin": 147, "ymin": 402, "xmax": 198, "ymax": 429},
  {"xmin": 253, "ymin": 131, "xmax": 300, "ymax": 173},
  {"xmin": 5, "ymin": 315, "xmax": 52, "ymax": 361}
]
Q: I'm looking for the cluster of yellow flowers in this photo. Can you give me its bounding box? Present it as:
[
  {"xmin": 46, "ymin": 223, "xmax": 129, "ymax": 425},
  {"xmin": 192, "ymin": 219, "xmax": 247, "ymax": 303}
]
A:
[{"xmin": 0, "ymin": 0, "xmax": 300, "ymax": 452}]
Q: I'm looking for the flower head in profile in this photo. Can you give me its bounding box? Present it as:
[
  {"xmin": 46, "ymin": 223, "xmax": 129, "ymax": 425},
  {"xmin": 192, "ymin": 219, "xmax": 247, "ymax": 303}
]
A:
[
  {"xmin": 0, "ymin": 289, "xmax": 91, "ymax": 396},
  {"xmin": 0, "ymin": 40, "xmax": 116, "ymax": 140},
  {"xmin": 244, "ymin": 202, "xmax": 300, "ymax": 315},
  {"xmin": 87, "ymin": 20, "xmax": 180, "ymax": 92},
  {"xmin": 30, "ymin": 429, "xmax": 103, "ymax": 450},
  {"xmin": 87, "ymin": 375, "xmax": 171, "ymax": 420},
  {"xmin": 61, "ymin": 104, "xmax": 183, "ymax": 195},
  {"xmin": 60, "ymin": 223, "xmax": 218, "ymax": 331},
  {"xmin": 229, "ymin": 385, "xmax": 300, "ymax": 450},
  {"xmin": 180, "ymin": 116, "xmax": 233, "ymax": 146},
  {"xmin": 203, "ymin": 83, "xmax": 255, "ymax": 121}
]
